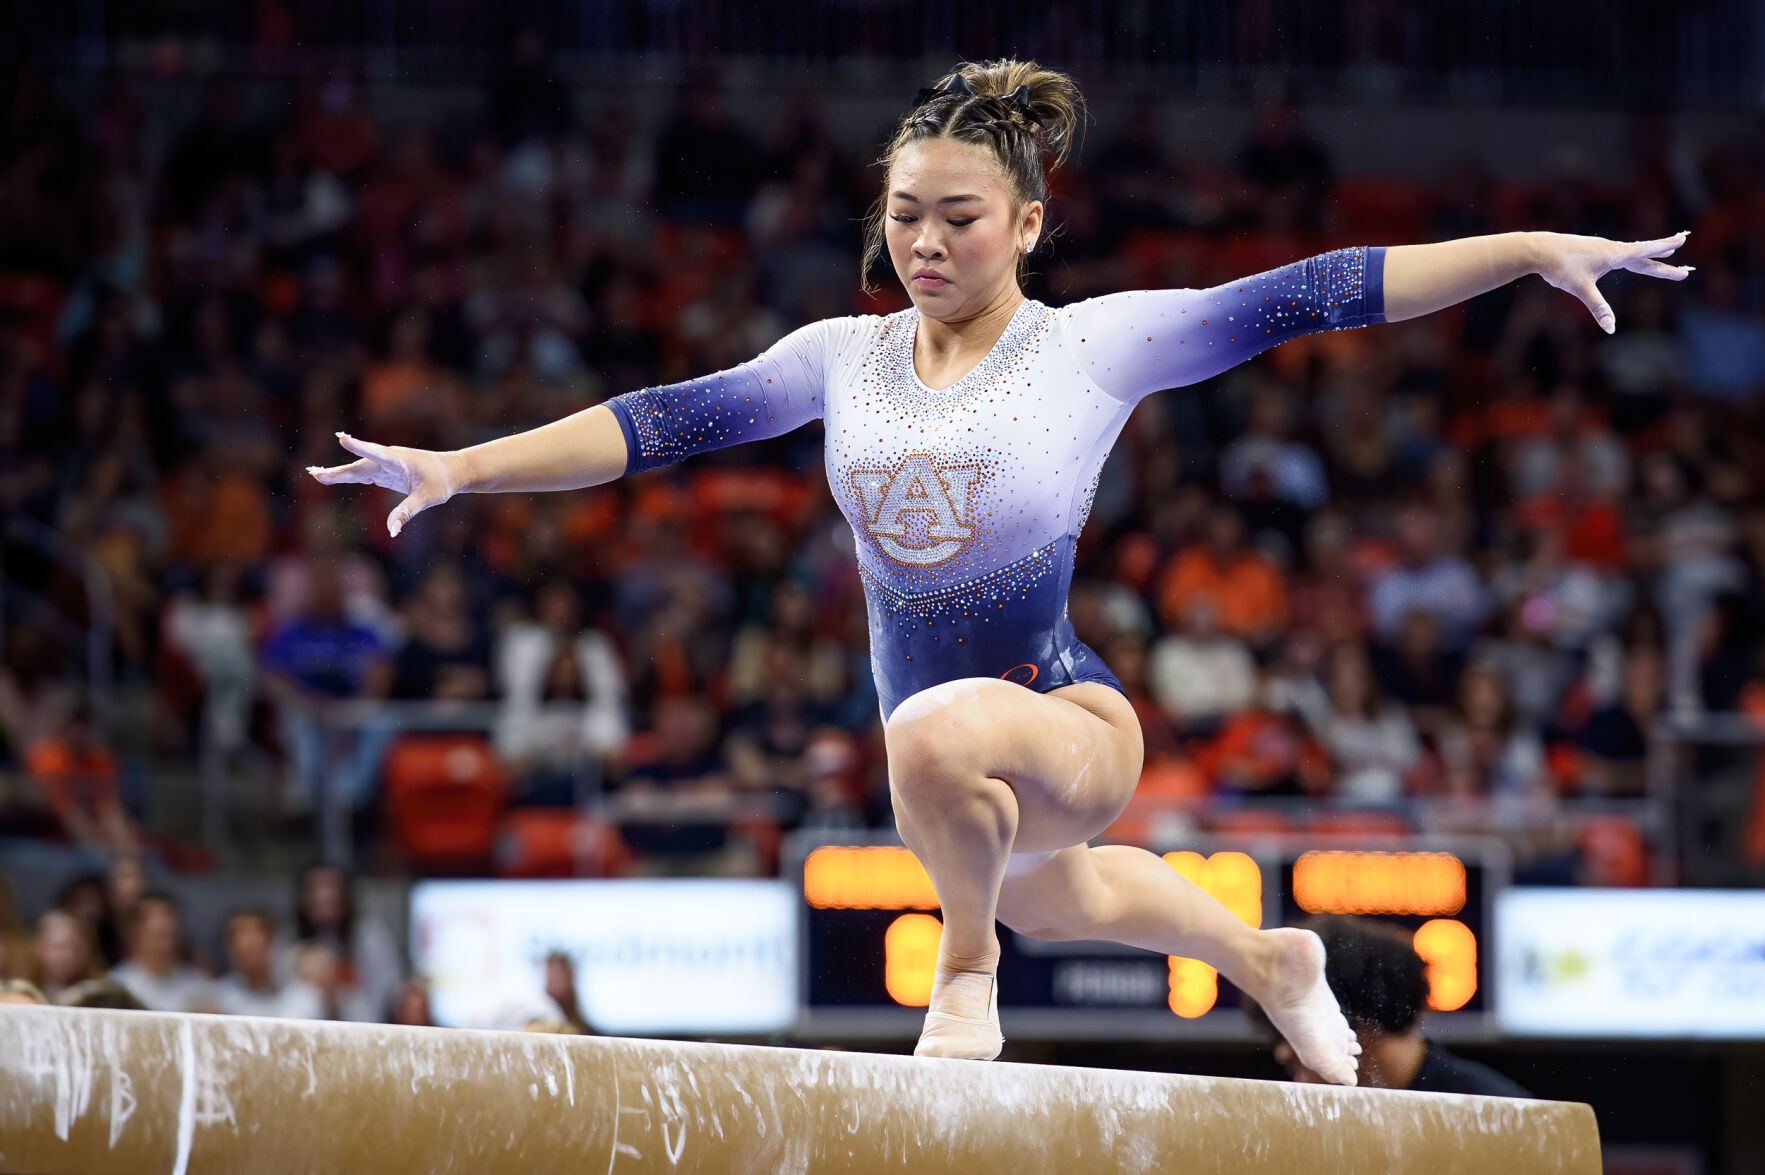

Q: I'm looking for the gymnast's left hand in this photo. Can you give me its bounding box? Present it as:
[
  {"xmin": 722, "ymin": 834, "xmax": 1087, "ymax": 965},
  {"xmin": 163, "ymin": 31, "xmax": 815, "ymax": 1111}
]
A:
[
  {"xmin": 306, "ymin": 431, "xmax": 462, "ymax": 538},
  {"xmin": 1533, "ymin": 228, "xmax": 1693, "ymax": 335}
]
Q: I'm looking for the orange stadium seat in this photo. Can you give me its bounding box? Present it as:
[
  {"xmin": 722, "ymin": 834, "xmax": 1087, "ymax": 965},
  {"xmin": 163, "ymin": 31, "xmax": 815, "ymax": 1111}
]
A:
[
  {"xmin": 382, "ymin": 734, "xmax": 509, "ymax": 870},
  {"xmin": 495, "ymin": 809, "xmax": 629, "ymax": 878}
]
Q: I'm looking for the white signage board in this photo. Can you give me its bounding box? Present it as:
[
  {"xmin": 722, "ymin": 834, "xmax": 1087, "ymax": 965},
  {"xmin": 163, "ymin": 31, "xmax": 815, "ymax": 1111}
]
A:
[
  {"xmin": 1495, "ymin": 888, "xmax": 1765, "ymax": 1038},
  {"xmin": 410, "ymin": 879, "xmax": 799, "ymax": 1034}
]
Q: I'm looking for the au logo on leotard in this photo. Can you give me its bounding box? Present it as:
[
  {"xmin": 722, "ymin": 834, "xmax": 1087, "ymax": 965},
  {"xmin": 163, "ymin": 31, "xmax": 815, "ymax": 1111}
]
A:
[{"xmin": 850, "ymin": 453, "xmax": 981, "ymax": 566}]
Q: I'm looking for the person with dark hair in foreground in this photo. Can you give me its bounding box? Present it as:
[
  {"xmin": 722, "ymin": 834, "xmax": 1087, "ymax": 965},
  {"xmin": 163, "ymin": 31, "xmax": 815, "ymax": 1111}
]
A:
[
  {"xmin": 59, "ymin": 977, "xmax": 147, "ymax": 1010},
  {"xmin": 1243, "ymin": 915, "xmax": 1531, "ymax": 1096},
  {"xmin": 107, "ymin": 891, "xmax": 215, "ymax": 1013}
]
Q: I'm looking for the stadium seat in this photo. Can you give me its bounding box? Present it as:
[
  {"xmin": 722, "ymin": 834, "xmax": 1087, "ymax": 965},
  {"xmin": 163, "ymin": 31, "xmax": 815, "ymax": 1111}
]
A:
[
  {"xmin": 495, "ymin": 808, "xmax": 629, "ymax": 878},
  {"xmin": 382, "ymin": 735, "xmax": 509, "ymax": 870}
]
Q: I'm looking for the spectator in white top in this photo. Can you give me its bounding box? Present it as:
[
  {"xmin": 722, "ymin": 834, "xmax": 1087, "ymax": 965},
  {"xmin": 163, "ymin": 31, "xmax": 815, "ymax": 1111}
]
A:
[
  {"xmin": 1509, "ymin": 385, "xmax": 1629, "ymax": 502},
  {"xmin": 33, "ymin": 909, "xmax": 100, "ymax": 1004},
  {"xmin": 1370, "ymin": 505, "xmax": 1487, "ymax": 652},
  {"xmin": 288, "ymin": 940, "xmax": 374, "ymax": 1022},
  {"xmin": 162, "ymin": 558, "xmax": 256, "ymax": 754},
  {"xmin": 1435, "ymin": 661, "xmax": 1551, "ymax": 828},
  {"xmin": 214, "ymin": 908, "xmax": 322, "ymax": 1018},
  {"xmin": 109, "ymin": 892, "xmax": 215, "ymax": 1013},
  {"xmin": 494, "ymin": 578, "xmax": 629, "ymax": 802},
  {"xmin": 1291, "ymin": 641, "xmax": 1421, "ymax": 805},
  {"xmin": 1148, "ymin": 596, "xmax": 1258, "ymax": 731},
  {"xmin": 285, "ymin": 864, "xmax": 401, "ymax": 1022}
]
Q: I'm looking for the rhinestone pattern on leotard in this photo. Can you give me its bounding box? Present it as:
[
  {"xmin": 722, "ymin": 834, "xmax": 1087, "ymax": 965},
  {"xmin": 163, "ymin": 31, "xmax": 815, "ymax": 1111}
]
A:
[
  {"xmin": 857, "ymin": 537, "xmax": 1063, "ymax": 622},
  {"xmin": 832, "ymin": 299, "xmax": 1055, "ymax": 594},
  {"xmin": 612, "ymin": 367, "xmax": 791, "ymax": 472}
]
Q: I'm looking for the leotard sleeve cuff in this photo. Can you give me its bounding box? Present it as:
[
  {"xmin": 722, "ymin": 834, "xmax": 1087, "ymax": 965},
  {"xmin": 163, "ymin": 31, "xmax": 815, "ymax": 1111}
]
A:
[
  {"xmin": 1365, "ymin": 245, "xmax": 1388, "ymax": 326},
  {"xmin": 604, "ymin": 394, "xmax": 643, "ymax": 478}
]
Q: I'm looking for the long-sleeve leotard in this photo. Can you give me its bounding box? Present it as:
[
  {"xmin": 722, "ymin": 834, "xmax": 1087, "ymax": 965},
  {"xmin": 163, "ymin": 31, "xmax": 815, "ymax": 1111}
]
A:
[{"xmin": 605, "ymin": 245, "xmax": 1386, "ymax": 721}]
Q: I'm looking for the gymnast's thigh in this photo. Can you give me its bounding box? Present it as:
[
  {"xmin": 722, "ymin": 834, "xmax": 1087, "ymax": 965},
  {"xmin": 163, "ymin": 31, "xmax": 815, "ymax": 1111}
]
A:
[{"xmin": 884, "ymin": 678, "xmax": 1145, "ymax": 853}]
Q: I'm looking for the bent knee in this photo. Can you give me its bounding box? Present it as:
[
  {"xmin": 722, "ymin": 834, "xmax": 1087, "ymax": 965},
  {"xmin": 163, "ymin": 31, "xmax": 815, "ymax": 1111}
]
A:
[
  {"xmin": 998, "ymin": 870, "xmax": 1118, "ymax": 942},
  {"xmin": 999, "ymin": 902, "xmax": 1112, "ymax": 942}
]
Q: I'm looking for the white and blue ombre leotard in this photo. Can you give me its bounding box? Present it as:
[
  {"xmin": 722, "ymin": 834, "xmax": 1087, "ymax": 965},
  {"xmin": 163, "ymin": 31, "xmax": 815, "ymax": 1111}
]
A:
[{"xmin": 606, "ymin": 246, "xmax": 1387, "ymax": 722}]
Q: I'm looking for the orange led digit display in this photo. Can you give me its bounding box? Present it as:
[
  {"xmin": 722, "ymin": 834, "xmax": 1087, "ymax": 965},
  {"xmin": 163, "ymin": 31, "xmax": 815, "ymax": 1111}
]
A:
[
  {"xmin": 1292, "ymin": 851, "xmax": 1466, "ymax": 916},
  {"xmin": 1413, "ymin": 918, "xmax": 1477, "ymax": 1012},
  {"xmin": 1162, "ymin": 852, "xmax": 1264, "ymax": 1016},
  {"xmin": 1167, "ymin": 957, "xmax": 1219, "ymax": 1019},
  {"xmin": 884, "ymin": 913, "xmax": 943, "ymax": 1006},
  {"xmin": 804, "ymin": 846, "xmax": 939, "ymax": 910}
]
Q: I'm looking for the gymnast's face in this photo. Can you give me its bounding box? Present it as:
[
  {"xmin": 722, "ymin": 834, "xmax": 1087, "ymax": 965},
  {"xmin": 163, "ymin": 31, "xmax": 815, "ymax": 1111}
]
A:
[{"xmin": 885, "ymin": 138, "xmax": 1042, "ymax": 320}]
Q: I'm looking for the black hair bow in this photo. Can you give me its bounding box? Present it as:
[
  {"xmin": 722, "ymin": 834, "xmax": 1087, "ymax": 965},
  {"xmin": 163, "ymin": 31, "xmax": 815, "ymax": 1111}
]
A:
[
  {"xmin": 909, "ymin": 72, "xmax": 975, "ymax": 112},
  {"xmin": 908, "ymin": 74, "xmax": 1037, "ymax": 124}
]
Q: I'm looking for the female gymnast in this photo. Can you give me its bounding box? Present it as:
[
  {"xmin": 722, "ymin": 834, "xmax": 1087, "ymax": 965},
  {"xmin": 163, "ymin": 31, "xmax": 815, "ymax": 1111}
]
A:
[{"xmin": 310, "ymin": 59, "xmax": 1691, "ymax": 1082}]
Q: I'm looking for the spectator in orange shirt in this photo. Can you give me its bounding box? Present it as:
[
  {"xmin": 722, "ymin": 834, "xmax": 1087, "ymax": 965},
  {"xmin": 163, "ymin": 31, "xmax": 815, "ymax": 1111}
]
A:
[
  {"xmin": 1156, "ymin": 502, "xmax": 1289, "ymax": 647},
  {"xmin": 24, "ymin": 700, "xmax": 137, "ymax": 856},
  {"xmin": 360, "ymin": 309, "xmax": 466, "ymax": 436},
  {"xmin": 159, "ymin": 448, "xmax": 272, "ymax": 569},
  {"xmin": 1201, "ymin": 706, "xmax": 1330, "ymax": 798},
  {"xmin": 1513, "ymin": 451, "xmax": 1626, "ymax": 573}
]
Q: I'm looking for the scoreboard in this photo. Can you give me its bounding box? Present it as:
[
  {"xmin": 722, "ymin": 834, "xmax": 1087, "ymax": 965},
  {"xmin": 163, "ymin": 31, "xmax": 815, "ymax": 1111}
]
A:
[{"xmin": 791, "ymin": 835, "xmax": 1504, "ymax": 1040}]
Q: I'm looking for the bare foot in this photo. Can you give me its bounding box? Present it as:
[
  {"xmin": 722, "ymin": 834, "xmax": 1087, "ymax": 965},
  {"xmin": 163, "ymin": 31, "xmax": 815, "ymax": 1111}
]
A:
[
  {"xmin": 1251, "ymin": 927, "xmax": 1360, "ymax": 1086},
  {"xmin": 913, "ymin": 968, "xmax": 1002, "ymax": 1060}
]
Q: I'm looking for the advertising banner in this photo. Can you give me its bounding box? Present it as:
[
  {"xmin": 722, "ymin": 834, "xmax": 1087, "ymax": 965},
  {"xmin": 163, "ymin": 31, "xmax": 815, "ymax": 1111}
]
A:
[
  {"xmin": 410, "ymin": 879, "xmax": 799, "ymax": 1033},
  {"xmin": 1495, "ymin": 888, "xmax": 1765, "ymax": 1038}
]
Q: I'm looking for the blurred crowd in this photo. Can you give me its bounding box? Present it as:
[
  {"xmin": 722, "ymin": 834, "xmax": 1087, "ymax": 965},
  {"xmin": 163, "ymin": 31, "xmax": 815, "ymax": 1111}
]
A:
[
  {"xmin": 0, "ymin": 862, "xmax": 406, "ymax": 1020},
  {"xmin": 3, "ymin": 48, "xmax": 1765, "ymax": 883},
  {"xmin": 0, "ymin": 859, "xmax": 592, "ymax": 1030}
]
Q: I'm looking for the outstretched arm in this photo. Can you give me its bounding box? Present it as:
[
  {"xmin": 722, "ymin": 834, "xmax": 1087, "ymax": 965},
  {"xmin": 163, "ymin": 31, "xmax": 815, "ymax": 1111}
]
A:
[
  {"xmin": 1061, "ymin": 231, "xmax": 1693, "ymax": 405},
  {"xmin": 1383, "ymin": 229, "xmax": 1692, "ymax": 332},
  {"xmin": 308, "ymin": 402, "xmax": 635, "ymax": 538},
  {"xmin": 309, "ymin": 318, "xmax": 839, "ymax": 536},
  {"xmin": 1059, "ymin": 246, "xmax": 1386, "ymax": 402}
]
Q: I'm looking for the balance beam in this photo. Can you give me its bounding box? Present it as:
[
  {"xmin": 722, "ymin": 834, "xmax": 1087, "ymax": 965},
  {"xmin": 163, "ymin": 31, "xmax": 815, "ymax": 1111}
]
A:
[{"xmin": 0, "ymin": 1006, "xmax": 1599, "ymax": 1173}]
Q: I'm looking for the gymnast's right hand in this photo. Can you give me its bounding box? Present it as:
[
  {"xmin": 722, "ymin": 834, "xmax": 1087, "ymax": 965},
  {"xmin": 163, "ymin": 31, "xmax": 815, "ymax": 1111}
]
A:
[{"xmin": 307, "ymin": 431, "xmax": 462, "ymax": 538}]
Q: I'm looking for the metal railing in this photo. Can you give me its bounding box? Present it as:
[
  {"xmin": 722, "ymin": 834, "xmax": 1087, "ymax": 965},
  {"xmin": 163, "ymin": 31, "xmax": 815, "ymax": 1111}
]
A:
[
  {"xmin": 262, "ymin": 698, "xmax": 603, "ymax": 868},
  {"xmin": 231, "ymin": 691, "xmax": 1685, "ymax": 878},
  {"xmin": 265, "ymin": 697, "xmax": 798, "ymax": 870}
]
